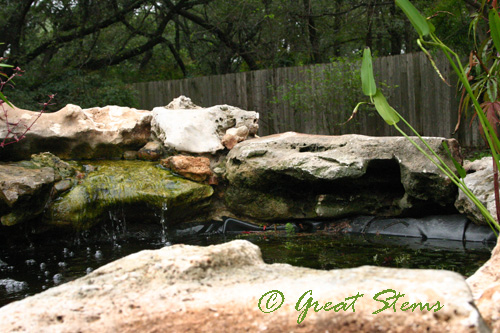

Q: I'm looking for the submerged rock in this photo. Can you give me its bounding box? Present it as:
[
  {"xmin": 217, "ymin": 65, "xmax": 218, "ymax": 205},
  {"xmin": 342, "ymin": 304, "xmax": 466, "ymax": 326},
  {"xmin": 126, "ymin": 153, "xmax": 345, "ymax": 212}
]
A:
[
  {"xmin": 225, "ymin": 132, "xmax": 460, "ymax": 221},
  {"xmin": 0, "ymin": 240, "xmax": 486, "ymax": 332},
  {"xmin": 0, "ymin": 104, "xmax": 152, "ymax": 161},
  {"xmin": 45, "ymin": 160, "xmax": 214, "ymax": 229},
  {"xmin": 151, "ymin": 96, "xmax": 259, "ymax": 154}
]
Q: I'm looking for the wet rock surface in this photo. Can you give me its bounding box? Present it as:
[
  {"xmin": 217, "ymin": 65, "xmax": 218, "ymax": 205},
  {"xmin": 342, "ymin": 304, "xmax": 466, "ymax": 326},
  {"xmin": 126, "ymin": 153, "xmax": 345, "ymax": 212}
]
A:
[
  {"xmin": 0, "ymin": 240, "xmax": 486, "ymax": 333},
  {"xmin": 45, "ymin": 160, "xmax": 214, "ymax": 230},
  {"xmin": 225, "ymin": 132, "xmax": 460, "ymax": 221}
]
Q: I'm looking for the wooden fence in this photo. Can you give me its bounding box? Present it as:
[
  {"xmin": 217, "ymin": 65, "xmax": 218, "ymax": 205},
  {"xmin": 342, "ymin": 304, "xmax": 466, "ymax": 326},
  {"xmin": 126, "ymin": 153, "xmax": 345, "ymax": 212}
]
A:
[{"xmin": 132, "ymin": 52, "xmax": 482, "ymax": 148}]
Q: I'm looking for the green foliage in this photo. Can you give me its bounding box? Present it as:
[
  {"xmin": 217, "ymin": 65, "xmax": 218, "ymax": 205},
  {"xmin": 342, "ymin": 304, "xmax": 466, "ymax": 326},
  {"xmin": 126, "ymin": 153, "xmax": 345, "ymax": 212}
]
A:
[
  {"xmin": 269, "ymin": 58, "xmax": 367, "ymax": 134},
  {"xmin": 285, "ymin": 222, "xmax": 296, "ymax": 236},
  {"xmin": 351, "ymin": 0, "xmax": 500, "ymax": 233},
  {"xmin": 7, "ymin": 70, "xmax": 139, "ymax": 111}
]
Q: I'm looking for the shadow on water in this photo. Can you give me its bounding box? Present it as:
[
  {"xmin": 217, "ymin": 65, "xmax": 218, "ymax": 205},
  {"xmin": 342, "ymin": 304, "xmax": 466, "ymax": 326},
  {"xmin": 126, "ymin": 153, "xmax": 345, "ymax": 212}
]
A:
[{"xmin": 0, "ymin": 214, "xmax": 496, "ymax": 308}]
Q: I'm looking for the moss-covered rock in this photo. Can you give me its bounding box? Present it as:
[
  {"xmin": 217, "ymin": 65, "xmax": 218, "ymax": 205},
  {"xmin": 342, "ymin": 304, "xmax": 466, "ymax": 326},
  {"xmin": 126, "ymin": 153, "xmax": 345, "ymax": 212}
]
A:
[{"xmin": 44, "ymin": 160, "xmax": 214, "ymax": 230}]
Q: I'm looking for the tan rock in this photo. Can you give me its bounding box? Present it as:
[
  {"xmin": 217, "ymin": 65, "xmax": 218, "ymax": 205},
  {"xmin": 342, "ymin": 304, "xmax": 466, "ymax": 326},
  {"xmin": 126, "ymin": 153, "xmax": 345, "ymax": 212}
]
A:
[
  {"xmin": 0, "ymin": 103, "xmax": 152, "ymax": 161},
  {"xmin": 222, "ymin": 125, "xmax": 250, "ymax": 149},
  {"xmin": 161, "ymin": 155, "xmax": 213, "ymax": 182},
  {"xmin": 467, "ymin": 238, "xmax": 500, "ymax": 330},
  {"xmin": 0, "ymin": 240, "xmax": 487, "ymax": 332}
]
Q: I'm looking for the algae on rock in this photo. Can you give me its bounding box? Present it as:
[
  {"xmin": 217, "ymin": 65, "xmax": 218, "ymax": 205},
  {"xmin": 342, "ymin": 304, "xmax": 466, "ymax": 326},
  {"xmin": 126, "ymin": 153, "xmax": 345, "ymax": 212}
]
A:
[{"xmin": 45, "ymin": 161, "xmax": 214, "ymax": 229}]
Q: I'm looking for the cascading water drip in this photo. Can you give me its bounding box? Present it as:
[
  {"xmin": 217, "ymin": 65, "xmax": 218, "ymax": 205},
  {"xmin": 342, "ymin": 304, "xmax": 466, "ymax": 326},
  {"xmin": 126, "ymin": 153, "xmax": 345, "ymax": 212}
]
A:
[{"xmin": 160, "ymin": 202, "xmax": 169, "ymax": 245}]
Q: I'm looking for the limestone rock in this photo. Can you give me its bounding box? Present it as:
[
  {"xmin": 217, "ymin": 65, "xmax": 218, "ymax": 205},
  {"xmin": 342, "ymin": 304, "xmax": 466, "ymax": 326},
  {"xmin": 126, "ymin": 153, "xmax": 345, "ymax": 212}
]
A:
[
  {"xmin": 161, "ymin": 155, "xmax": 213, "ymax": 183},
  {"xmin": 165, "ymin": 95, "xmax": 201, "ymax": 109},
  {"xmin": 151, "ymin": 99, "xmax": 259, "ymax": 154},
  {"xmin": 225, "ymin": 132, "xmax": 459, "ymax": 221},
  {"xmin": 467, "ymin": 238, "xmax": 500, "ymax": 331},
  {"xmin": 45, "ymin": 160, "xmax": 214, "ymax": 229},
  {"xmin": 0, "ymin": 104, "xmax": 152, "ymax": 161},
  {"xmin": 137, "ymin": 141, "xmax": 163, "ymax": 161},
  {"xmin": 455, "ymin": 157, "xmax": 497, "ymax": 226},
  {"xmin": 0, "ymin": 163, "xmax": 56, "ymax": 226},
  {"xmin": 0, "ymin": 240, "xmax": 486, "ymax": 332},
  {"xmin": 222, "ymin": 125, "xmax": 250, "ymax": 149}
]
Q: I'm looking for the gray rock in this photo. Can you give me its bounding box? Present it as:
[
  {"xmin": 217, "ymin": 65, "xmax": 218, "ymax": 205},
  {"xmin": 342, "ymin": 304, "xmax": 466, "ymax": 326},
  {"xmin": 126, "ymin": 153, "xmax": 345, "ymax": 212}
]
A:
[
  {"xmin": 137, "ymin": 141, "xmax": 163, "ymax": 161},
  {"xmin": 0, "ymin": 240, "xmax": 486, "ymax": 332},
  {"xmin": 53, "ymin": 179, "xmax": 73, "ymax": 193},
  {"xmin": 225, "ymin": 132, "xmax": 459, "ymax": 221},
  {"xmin": 0, "ymin": 163, "xmax": 56, "ymax": 226},
  {"xmin": 455, "ymin": 157, "xmax": 497, "ymax": 226}
]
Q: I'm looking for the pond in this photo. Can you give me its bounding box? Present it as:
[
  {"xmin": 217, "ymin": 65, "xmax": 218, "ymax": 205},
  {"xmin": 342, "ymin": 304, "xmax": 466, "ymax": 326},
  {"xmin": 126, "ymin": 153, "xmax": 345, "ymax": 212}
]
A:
[{"xmin": 0, "ymin": 216, "xmax": 494, "ymax": 308}]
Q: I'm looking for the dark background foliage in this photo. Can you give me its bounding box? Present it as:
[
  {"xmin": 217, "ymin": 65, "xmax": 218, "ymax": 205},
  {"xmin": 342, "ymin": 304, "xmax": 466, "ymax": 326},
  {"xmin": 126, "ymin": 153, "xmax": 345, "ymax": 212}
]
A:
[{"xmin": 0, "ymin": 0, "xmax": 479, "ymax": 110}]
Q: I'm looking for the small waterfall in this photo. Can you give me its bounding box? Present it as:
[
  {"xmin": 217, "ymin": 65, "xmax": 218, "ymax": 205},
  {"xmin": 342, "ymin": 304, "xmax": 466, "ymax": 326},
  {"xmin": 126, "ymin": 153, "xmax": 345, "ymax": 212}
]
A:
[
  {"xmin": 160, "ymin": 202, "xmax": 168, "ymax": 245},
  {"xmin": 108, "ymin": 208, "xmax": 126, "ymax": 248}
]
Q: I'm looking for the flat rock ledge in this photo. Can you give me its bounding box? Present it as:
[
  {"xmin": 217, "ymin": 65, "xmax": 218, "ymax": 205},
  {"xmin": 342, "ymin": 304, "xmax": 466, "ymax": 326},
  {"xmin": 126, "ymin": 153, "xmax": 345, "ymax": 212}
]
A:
[
  {"xmin": 225, "ymin": 132, "xmax": 460, "ymax": 221},
  {"xmin": 0, "ymin": 240, "xmax": 486, "ymax": 333}
]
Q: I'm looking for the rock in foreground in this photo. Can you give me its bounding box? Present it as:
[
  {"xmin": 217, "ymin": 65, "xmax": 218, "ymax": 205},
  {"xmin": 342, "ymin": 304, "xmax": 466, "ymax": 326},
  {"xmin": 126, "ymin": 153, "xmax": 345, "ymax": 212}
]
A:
[{"xmin": 0, "ymin": 240, "xmax": 485, "ymax": 332}]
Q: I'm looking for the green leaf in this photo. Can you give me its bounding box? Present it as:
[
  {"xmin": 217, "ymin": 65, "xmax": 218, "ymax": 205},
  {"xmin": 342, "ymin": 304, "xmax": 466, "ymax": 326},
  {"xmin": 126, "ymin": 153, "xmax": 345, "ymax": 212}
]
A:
[
  {"xmin": 396, "ymin": 0, "xmax": 431, "ymax": 37},
  {"xmin": 442, "ymin": 141, "xmax": 466, "ymax": 179},
  {"xmin": 373, "ymin": 90, "xmax": 400, "ymax": 125},
  {"xmin": 489, "ymin": 9, "xmax": 500, "ymax": 54},
  {"xmin": 487, "ymin": 78, "xmax": 498, "ymax": 102},
  {"xmin": 0, "ymin": 91, "xmax": 14, "ymax": 108},
  {"xmin": 0, "ymin": 64, "xmax": 13, "ymax": 68},
  {"xmin": 361, "ymin": 47, "xmax": 377, "ymax": 97}
]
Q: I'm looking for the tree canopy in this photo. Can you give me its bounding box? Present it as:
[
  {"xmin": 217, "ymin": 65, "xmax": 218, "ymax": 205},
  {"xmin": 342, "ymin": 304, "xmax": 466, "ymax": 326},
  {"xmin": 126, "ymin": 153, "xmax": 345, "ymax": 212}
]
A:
[{"xmin": 0, "ymin": 0, "xmax": 478, "ymax": 109}]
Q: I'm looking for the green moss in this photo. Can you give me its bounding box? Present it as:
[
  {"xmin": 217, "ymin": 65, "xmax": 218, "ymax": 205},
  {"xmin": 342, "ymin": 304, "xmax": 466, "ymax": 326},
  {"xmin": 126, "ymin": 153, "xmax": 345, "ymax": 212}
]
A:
[{"xmin": 45, "ymin": 160, "xmax": 213, "ymax": 230}]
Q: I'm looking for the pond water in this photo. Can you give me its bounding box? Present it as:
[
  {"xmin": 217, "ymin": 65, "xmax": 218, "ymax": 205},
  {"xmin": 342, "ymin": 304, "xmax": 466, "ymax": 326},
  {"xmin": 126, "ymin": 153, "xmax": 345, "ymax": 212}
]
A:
[{"xmin": 0, "ymin": 217, "xmax": 494, "ymax": 309}]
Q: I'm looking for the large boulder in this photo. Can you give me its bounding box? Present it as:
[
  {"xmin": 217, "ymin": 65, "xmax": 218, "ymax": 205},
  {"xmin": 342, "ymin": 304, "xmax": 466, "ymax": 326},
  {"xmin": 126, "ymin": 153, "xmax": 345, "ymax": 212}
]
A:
[
  {"xmin": 455, "ymin": 157, "xmax": 497, "ymax": 226},
  {"xmin": 0, "ymin": 240, "xmax": 486, "ymax": 332},
  {"xmin": 44, "ymin": 160, "xmax": 214, "ymax": 230},
  {"xmin": 0, "ymin": 104, "xmax": 152, "ymax": 161},
  {"xmin": 225, "ymin": 132, "xmax": 460, "ymax": 221},
  {"xmin": 151, "ymin": 96, "xmax": 259, "ymax": 154}
]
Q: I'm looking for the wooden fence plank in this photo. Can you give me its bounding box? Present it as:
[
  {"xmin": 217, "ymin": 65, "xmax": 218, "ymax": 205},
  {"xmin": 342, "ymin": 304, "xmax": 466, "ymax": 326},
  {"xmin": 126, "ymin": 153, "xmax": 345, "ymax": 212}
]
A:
[{"xmin": 133, "ymin": 52, "xmax": 482, "ymax": 148}]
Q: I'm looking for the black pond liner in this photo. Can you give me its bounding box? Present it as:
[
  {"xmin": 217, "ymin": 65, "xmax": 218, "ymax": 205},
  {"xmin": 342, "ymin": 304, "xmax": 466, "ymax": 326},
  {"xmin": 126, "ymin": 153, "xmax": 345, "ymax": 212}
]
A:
[{"xmin": 171, "ymin": 214, "xmax": 497, "ymax": 252}]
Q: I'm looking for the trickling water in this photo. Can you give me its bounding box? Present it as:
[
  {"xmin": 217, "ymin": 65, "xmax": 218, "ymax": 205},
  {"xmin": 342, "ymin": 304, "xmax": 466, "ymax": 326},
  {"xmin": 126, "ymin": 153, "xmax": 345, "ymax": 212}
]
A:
[{"xmin": 160, "ymin": 202, "xmax": 168, "ymax": 245}]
